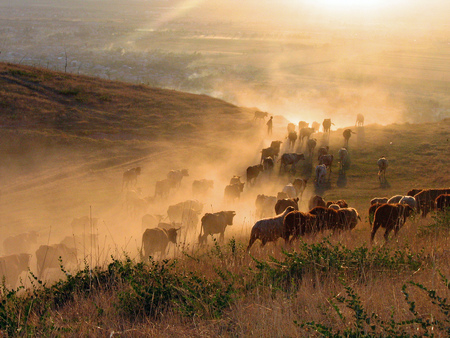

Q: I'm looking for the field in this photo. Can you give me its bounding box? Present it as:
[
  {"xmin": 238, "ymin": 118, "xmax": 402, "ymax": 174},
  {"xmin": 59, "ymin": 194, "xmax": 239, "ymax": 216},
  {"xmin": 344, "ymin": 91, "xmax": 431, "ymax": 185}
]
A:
[{"xmin": 0, "ymin": 62, "xmax": 449, "ymax": 336}]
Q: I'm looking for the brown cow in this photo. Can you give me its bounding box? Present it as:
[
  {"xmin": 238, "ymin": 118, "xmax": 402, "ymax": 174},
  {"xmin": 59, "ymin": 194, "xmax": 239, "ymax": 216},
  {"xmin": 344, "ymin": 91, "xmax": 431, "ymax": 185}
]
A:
[
  {"xmin": 275, "ymin": 198, "xmax": 299, "ymax": 215},
  {"xmin": 35, "ymin": 244, "xmax": 78, "ymax": 279},
  {"xmin": 415, "ymin": 188, "xmax": 450, "ymax": 217},
  {"xmin": 370, "ymin": 203, "xmax": 414, "ymax": 242},
  {"xmin": 0, "ymin": 253, "xmax": 31, "ymax": 288},
  {"xmin": 247, "ymin": 207, "xmax": 295, "ymax": 250},
  {"xmin": 343, "ymin": 129, "xmax": 355, "ymax": 148},
  {"xmin": 282, "ymin": 210, "xmax": 317, "ymax": 244},
  {"xmin": 435, "ymin": 194, "xmax": 450, "ymax": 212},
  {"xmin": 192, "ymin": 179, "xmax": 214, "ymax": 196},
  {"xmin": 322, "ymin": 119, "xmax": 334, "ymax": 134},
  {"xmin": 198, "ymin": 211, "xmax": 236, "ymax": 244},
  {"xmin": 122, "ymin": 167, "xmax": 141, "ymax": 190},
  {"xmin": 142, "ymin": 227, "xmax": 181, "ymax": 260},
  {"xmin": 355, "ymin": 113, "xmax": 364, "ymax": 127},
  {"xmin": 3, "ymin": 231, "xmax": 39, "ymax": 255},
  {"xmin": 308, "ymin": 206, "xmax": 340, "ymax": 232},
  {"xmin": 308, "ymin": 195, "xmax": 326, "ymax": 210}
]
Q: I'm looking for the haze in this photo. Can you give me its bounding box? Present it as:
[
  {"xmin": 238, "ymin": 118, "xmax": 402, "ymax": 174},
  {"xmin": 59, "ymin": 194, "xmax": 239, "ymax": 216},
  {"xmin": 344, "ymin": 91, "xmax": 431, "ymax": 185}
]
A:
[{"xmin": 1, "ymin": 0, "xmax": 449, "ymax": 127}]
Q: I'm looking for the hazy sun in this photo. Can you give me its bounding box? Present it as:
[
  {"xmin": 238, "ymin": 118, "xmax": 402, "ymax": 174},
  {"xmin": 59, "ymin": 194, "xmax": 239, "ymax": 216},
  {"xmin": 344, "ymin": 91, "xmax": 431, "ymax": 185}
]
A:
[{"xmin": 303, "ymin": 0, "xmax": 403, "ymax": 11}]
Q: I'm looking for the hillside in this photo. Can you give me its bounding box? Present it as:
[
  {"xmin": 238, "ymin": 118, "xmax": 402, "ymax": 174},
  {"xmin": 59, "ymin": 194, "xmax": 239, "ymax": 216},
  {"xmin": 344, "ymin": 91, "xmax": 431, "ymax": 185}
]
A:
[
  {"xmin": 0, "ymin": 63, "xmax": 449, "ymax": 337},
  {"xmin": 0, "ymin": 62, "xmax": 260, "ymax": 239},
  {"xmin": 0, "ymin": 62, "xmax": 449, "ymax": 239}
]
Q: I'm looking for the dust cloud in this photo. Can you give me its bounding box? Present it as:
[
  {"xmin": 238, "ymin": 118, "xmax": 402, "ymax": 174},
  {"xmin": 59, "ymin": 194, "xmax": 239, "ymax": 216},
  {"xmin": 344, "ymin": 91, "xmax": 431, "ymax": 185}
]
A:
[{"xmin": 0, "ymin": 0, "xmax": 449, "ymax": 286}]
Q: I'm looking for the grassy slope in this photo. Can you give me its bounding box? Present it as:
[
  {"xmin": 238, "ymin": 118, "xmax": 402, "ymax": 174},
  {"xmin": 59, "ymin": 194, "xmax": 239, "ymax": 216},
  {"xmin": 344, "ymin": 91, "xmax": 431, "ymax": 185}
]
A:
[
  {"xmin": 0, "ymin": 62, "xmax": 449, "ymax": 336},
  {"xmin": 0, "ymin": 61, "xmax": 449, "ymax": 232}
]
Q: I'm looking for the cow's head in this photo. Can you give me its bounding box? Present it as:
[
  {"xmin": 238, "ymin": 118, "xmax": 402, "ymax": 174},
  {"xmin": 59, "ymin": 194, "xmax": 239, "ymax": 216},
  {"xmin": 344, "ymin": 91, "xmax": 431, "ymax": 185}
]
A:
[
  {"xmin": 223, "ymin": 211, "xmax": 236, "ymax": 225},
  {"xmin": 166, "ymin": 227, "xmax": 181, "ymax": 244}
]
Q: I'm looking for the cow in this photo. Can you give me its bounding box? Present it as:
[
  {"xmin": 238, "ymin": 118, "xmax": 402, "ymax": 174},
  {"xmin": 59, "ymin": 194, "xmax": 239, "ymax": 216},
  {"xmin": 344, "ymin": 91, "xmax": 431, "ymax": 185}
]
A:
[
  {"xmin": 306, "ymin": 138, "xmax": 317, "ymax": 158},
  {"xmin": 167, "ymin": 200, "xmax": 203, "ymax": 223},
  {"xmin": 343, "ymin": 129, "xmax": 355, "ymax": 148},
  {"xmin": 192, "ymin": 179, "xmax": 214, "ymax": 196},
  {"xmin": 167, "ymin": 169, "xmax": 189, "ymax": 189},
  {"xmin": 319, "ymin": 154, "xmax": 333, "ymax": 172},
  {"xmin": 122, "ymin": 167, "xmax": 141, "ymax": 190},
  {"xmin": 368, "ymin": 203, "xmax": 382, "ymax": 225},
  {"xmin": 323, "ymin": 119, "xmax": 334, "ymax": 134},
  {"xmin": 35, "ymin": 243, "xmax": 78, "ymax": 279},
  {"xmin": 154, "ymin": 178, "xmax": 172, "ymax": 198},
  {"xmin": 338, "ymin": 147, "xmax": 349, "ymax": 173},
  {"xmin": 282, "ymin": 184, "xmax": 297, "ymax": 199},
  {"xmin": 311, "ymin": 121, "xmax": 320, "ymax": 132},
  {"xmin": 299, "ymin": 127, "xmax": 315, "ymax": 148},
  {"xmin": 198, "ymin": 211, "xmax": 236, "ymax": 244},
  {"xmin": 3, "ymin": 231, "xmax": 39, "ymax": 255},
  {"xmin": 255, "ymin": 194, "xmax": 277, "ymax": 219},
  {"xmin": 308, "ymin": 206, "xmax": 340, "ymax": 232},
  {"xmin": 230, "ymin": 175, "xmax": 243, "ymax": 185},
  {"xmin": 435, "ymin": 194, "xmax": 450, "ymax": 212},
  {"xmin": 355, "ymin": 113, "xmax": 364, "ymax": 127},
  {"xmin": 298, "ymin": 121, "xmax": 309, "ymax": 130},
  {"xmin": 370, "ymin": 203, "xmax": 415, "ymax": 243},
  {"xmin": 254, "ymin": 111, "xmax": 269, "ymax": 121},
  {"xmin": 315, "ymin": 164, "xmax": 327, "ymax": 185},
  {"xmin": 415, "ymin": 188, "xmax": 450, "ymax": 217},
  {"xmin": 287, "ymin": 122, "xmax": 296, "ymax": 133},
  {"xmin": 274, "ymin": 198, "xmax": 299, "ymax": 215},
  {"xmin": 0, "ymin": 253, "xmax": 31, "ymax": 288},
  {"xmin": 308, "ymin": 195, "xmax": 326, "ymax": 210},
  {"xmin": 282, "ymin": 210, "xmax": 317, "ymax": 244},
  {"xmin": 60, "ymin": 234, "xmax": 98, "ymax": 254},
  {"xmin": 377, "ymin": 157, "xmax": 388, "ymax": 184},
  {"xmin": 336, "ymin": 208, "xmax": 361, "ymax": 231},
  {"xmin": 224, "ymin": 182, "xmax": 245, "ymax": 203},
  {"xmin": 261, "ymin": 144, "xmax": 279, "ymax": 163},
  {"xmin": 176, "ymin": 209, "xmax": 199, "ymax": 230},
  {"xmin": 279, "ymin": 153, "xmax": 305, "ymax": 173},
  {"xmin": 125, "ymin": 189, "xmax": 152, "ymax": 215},
  {"xmin": 288, "ymin": 131, "xmax": 297, "ymax": 150},
  {"xmin": 292, "ymin": 178, "xmax": 307, "ymax": 199},
  {"xmin": 246, "ymin": 164, "xmax": 264, "ymax": 186},
  {"xmin": 261, "ymin": 142, "xmax": 283, "ymax": 163},
  {"xmin": 262, "ymin": 157, "xmax": 275, "ymax": 174},
  {"xmin": 247, "ymin": 206, "xmax": 296, "ymax": 250},
  {"xmin": 141, "ymin": 227, "xmax": 180, "ymax": 260},
  {"xmin": 317, "ymin": 146, "xmax": 329, "ymax": 160}
]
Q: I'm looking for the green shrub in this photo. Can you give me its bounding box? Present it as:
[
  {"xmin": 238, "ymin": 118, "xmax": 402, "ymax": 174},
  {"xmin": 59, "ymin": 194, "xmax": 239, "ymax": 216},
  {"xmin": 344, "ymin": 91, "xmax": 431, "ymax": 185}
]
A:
[
  {"xmin": 250, "ymin": 238, "xmax": 423, "ymax": 291},
  {"xmin": 297, "ymin": 273, "xmax": 450, "ymax": 337},
  {"xmin": 418, "ymin": 208, "xmax": 450, "ymax": 237}
]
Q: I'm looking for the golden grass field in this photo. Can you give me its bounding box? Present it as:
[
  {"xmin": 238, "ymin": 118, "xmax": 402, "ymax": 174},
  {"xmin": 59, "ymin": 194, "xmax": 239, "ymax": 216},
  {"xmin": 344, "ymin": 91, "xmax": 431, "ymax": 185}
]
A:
[{"xmin": 0, "ymin": 62, "xmax": 449, "ymax": 336}]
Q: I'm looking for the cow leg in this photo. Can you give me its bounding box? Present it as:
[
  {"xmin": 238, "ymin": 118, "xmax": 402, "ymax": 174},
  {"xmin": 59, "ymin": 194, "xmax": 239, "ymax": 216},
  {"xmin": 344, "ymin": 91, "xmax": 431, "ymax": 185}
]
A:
[
  {"xmin": 370, "ymin": 222, "xmax": 381, "ymax": 243},
  {"xmin": 383, "ymin": 227, "xmax": 393, "ymax": 242},
  {"xmin": 247, "ymin": 234, "xmax": 257, "ymax": 252}
]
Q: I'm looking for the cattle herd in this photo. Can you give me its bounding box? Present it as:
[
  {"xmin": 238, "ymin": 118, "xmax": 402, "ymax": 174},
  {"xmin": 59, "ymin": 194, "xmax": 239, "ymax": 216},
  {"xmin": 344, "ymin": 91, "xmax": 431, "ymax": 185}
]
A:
[{"xmin": 1, "ymin": 114, "xmax": 449, "ymax": 289}]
